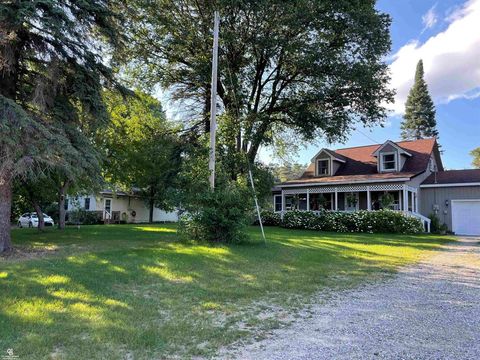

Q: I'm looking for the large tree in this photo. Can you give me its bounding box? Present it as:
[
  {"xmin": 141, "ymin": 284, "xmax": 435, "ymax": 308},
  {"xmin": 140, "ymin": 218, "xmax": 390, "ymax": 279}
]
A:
[
  {"xmin": 401, "ymin": 60, "xmax": 438, "ymax": 140},
  {"xmin": 102, "ymin": 91, "xmax": 181, "ymax": 223},
  {"xmin": 471, "ymin": 148, "xmax": 480, "ymax": 169},
  {"xmin": 0, "ymin": 1, "xmax": 123, "ymax": 251},
  {"xmin": 121, "ymin": 0, "xmax": 394, "ymax": 171}
]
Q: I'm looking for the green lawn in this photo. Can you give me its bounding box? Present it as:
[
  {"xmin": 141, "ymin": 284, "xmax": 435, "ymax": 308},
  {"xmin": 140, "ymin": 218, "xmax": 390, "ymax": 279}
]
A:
[{"xmin": 0, "ymin": 225, "xmax": 453, "ymax": 359}]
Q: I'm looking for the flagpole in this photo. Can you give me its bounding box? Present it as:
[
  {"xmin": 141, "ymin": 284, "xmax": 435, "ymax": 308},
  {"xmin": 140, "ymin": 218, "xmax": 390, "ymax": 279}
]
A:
[{"xmin": 208, "ymin": 11, "xmax": 220, "ymax": 189}]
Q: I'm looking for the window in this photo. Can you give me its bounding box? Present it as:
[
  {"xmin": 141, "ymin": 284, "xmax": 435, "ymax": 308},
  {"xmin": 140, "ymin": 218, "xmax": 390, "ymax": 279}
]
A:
[
  {"xmin": 274, "ymin": 195, "xmax": 282, "ymax": 212},
  {"xmin": 84, "ymin": 197, "xmax": 90, "ymax": 210},
  {"xmin": 317, "ymin": 159, "xmax": 330, "ymax": 176},
  {"xmin": 381, "ymin": 153, "xmax": 396, "ymax": 171}
]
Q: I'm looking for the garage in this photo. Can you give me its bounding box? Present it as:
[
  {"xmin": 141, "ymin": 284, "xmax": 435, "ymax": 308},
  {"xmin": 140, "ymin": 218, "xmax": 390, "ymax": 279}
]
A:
[{"xmin": 452, "ymin": 200, "xmax": 480, "ymax": 235}]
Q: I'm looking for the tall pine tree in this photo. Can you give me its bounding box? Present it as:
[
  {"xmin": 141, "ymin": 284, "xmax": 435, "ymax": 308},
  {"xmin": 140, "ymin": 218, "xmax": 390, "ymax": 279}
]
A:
[
  {"xmin": 401, "ymin": 60, "xmax": 438, "ymax": 140},
  {"xmin": 0, "ymin": 1, "xmax": 124, "ymax": 252}
]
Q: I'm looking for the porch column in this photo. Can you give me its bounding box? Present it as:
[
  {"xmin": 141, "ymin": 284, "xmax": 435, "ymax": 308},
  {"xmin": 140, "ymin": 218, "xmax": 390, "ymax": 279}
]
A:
[
  {"xmin": 281, "ymin": 190, "xmax": 285, "ymax": 219},
  {"xmin": 367, "ymin": 186, "xmax": 371, "ymax": 211},
  {"xmin": 410, "ymin": 191, "xmax": 415, "ymax": 212},
  {"xmin": 306, "ymin": 189, "xmax": 310, "ymax": 211},
  {"xmin": 334, "ymin": 188, "xmax": 338, "ymax": 211},
  {"xmin": 415, "ymin": 192, "xmax": 419, "ymax": 213},
  {"xmin": 403, "ymin": 186, "xmax": 408, "ymax": 213}
]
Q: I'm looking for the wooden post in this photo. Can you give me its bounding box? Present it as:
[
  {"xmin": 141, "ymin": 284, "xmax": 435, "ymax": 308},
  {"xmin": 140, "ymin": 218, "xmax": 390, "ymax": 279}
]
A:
[
  {"xmin": 208, "ymin": 11, "xmax": 220, "ymax": 189},
  {"xmin": 334, "ymin": 188, "xmax": 338, "ymax": 211},
  {"xmin": 306, "ymin": 189, "xmax": 310, "ymax": 211},
  {"xmin": 367, "ymin": 186, "xmax": 371, "ymax": 211},
  {"xmin": 403, "ymin": 186, "xmax": 408, "ymax": 213}
]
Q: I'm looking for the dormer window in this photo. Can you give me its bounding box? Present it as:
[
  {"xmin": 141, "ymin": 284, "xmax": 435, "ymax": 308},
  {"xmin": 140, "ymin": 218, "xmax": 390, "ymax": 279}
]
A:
[
  {"xmin": 317, "ymin": 159, "xmax": 330, "ymax": 176},
  {"xmin": 381, "ymin": 153, "xmax": 396, "ymax": 171}
]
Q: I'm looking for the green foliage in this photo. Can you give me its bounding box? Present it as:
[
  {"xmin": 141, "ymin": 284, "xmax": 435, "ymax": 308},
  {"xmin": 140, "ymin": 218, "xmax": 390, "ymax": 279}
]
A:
[
  {"xmin": 282, "ymin": 210, "xmax": 424, "ymax": 234},
  {"xmin": 179, "ymin": 185, "xmax": 252, "ymax": 243},
  {"xmin": 401, "ymin": 60, "xmax": 438, "ymax": 140},
  {"xmin": 470, "ymin": 147, "xmax": 480, "ymax": 168},
  {"xmin": 379, "ymin": 193, "xmax": 395, "ymax": 209},
  {"xmin": 255, "ymin": 209, "xmax": 282, "ymax": 226},
  {"xmin": 67, "ymin": 209, "xmax": 102, "ymax": 225},
  {"xmin": 269, "ymin": 163, "xmax": 307, "ymax": 183},
  {"xmin": 346, "ymin": 193, "xmax": 359, "ymax": 207},
  {"xmin": 439, "ymin": 223, "xmax": 449, "ymax": 233},
  {"xmin": 429, "ymin": 213, "xmax": 441, "ymax": 233},
  {"xmin": 121, "ymin": 0, "xmax": 394, "ymax": 164},
  {"xmin": 102, "ymin": 90, "xmax": 181, "ymax": 220}
]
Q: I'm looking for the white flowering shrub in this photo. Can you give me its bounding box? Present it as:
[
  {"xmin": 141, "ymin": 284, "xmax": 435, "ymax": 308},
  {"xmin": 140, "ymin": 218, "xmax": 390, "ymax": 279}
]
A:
[
  {"xmin": 282, "ymin": 210, "xmax": 424, "ymax": 234},
  {"xmin": 255, "ymin": 209, "xmax": 282, "ymax": 226}
]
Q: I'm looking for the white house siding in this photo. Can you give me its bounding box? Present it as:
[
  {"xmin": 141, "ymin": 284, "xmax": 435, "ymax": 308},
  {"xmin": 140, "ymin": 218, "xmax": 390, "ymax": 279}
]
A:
[{"xmin": 67, "ymin": 194, "xmax": 178, "ymax": 223}]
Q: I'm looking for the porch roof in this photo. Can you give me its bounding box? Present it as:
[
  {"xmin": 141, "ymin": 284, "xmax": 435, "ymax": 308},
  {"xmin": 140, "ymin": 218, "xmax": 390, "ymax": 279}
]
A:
[{"xmin": 279, "ymin": 172, "xmax": 416, "ymax": 187}]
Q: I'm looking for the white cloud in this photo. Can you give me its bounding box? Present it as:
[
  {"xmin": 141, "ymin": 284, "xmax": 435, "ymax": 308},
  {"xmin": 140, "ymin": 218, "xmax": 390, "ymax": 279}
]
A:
[
  {"xmin": 422, "ymin": 4, "xmax": 438, "ymax": 32},
  {"xmin": 388, "ymin": 0, "xmax": 480, "ymax": 114}
]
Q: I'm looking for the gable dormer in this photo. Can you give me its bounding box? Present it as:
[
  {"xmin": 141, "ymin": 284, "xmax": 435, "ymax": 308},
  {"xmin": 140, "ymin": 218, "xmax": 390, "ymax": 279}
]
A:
[
  {"xmin": 311, "ymin": 149, "xmax": 346, "ymax": 177},
  {"xmin": 372, "ymin": 140, "xmax": 412, "ymax": 173}
]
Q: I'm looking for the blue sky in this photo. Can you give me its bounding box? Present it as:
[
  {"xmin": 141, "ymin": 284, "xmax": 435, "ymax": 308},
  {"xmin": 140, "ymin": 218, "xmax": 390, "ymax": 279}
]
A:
[{"xmin": 268, "ymin": 0, "xmax": 480, "ymax": 170}]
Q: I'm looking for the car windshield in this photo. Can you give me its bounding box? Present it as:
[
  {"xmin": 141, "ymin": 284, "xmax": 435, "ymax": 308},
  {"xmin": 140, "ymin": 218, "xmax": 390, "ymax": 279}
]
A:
[{"xmin": 31, "ymin": 214, "xmax": 38, "ymax": 218}]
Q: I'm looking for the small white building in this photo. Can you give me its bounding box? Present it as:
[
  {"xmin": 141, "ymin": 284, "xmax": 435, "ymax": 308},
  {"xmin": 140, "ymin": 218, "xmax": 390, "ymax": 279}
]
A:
[{"xmin": 67, "ymin": 190, "xmax": 178, "ymax": 223}]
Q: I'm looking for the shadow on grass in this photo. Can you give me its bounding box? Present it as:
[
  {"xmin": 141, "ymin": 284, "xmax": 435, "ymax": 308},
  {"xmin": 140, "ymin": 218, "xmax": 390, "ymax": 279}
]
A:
[{"xmin": 0, "ymin": 225, "xmax": 452, "ymax": 359}]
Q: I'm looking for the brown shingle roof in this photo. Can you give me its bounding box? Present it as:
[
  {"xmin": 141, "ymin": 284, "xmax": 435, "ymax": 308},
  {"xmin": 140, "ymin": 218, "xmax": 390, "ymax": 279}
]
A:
[
  {"xmin": 284, "ymin": 138, "xmax": 438, "ymax": 185},
  {"xmin": 422, "ymin": 169, "xmax": 480, "ymax": 185}
]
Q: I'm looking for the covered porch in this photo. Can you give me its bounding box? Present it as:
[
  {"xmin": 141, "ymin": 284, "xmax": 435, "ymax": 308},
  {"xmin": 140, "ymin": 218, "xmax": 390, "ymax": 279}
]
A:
[{"xmin": 274, "ymin": 184, "xmax": 419, "ymax": 214}]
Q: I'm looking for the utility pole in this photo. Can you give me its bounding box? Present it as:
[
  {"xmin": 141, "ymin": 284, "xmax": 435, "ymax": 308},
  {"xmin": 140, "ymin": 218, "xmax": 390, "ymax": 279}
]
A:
[{"xmin": 208, "ymin": 11, "xmax": 220, "ymax": 189}]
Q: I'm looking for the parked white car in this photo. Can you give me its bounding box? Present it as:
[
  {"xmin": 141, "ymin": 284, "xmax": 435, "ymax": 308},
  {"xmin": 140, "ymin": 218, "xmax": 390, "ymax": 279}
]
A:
[{"xmin": 17, "ymin": 213, "xmax": 55, "ymax": 228}]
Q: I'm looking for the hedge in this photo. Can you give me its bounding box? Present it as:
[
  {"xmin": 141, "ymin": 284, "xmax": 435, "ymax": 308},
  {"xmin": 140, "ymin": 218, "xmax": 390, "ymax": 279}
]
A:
[{"xmin": 260, "ymin": 209, "xmax": 424, "ymax": 234}]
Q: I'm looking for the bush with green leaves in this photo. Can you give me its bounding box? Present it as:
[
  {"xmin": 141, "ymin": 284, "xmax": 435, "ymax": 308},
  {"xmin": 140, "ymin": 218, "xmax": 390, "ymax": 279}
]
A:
[
  {"xmin": 429, "ymin": 213, "xmax": 441, "ymax": 233},
  {"xmin": 253, "ymin": 209, "xmax": 282, "ymax": 226},
  {"xmin": 179, "ymin": 185, "xmax": 252, "ymax": 243},
  {"xmin": 282, "ymin": 210, "xmax": 424, "ymax": 234},
  {"xmin": 67, "ymin": 209, "xmax": 102, "ymax": 225}
]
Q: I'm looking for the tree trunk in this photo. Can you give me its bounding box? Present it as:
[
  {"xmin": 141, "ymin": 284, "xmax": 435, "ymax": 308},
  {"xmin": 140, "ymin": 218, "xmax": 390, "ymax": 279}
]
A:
[
  {"xmin": 32, "ymin": 201, "xmax": 45, "ymax": 231},
  {"xmin": 58, "ymin": 181, "xmax": 69, "ymax": 230},
  {"xmin": 148, "ymin": 186, "xmax": 156, "ymax": 223},
  {"xmin": 0, "ymin": 175, "xmax": 13, "ymax": 252}
]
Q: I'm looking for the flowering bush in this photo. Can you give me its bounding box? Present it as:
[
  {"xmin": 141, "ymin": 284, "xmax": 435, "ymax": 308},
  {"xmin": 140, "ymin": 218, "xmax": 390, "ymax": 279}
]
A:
[
  {"xmin": 254, "ymin": 209, "xmax": 282, "ymax": 226},
  {"xmin": 282, "ymin": 210, "xmax": 424, "ymax": 234}
]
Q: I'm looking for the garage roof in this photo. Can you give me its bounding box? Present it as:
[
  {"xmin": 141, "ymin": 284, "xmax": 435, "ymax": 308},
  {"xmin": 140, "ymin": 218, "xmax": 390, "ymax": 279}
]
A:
[{"xmin": 422, "ymin": 169, "xmax": 480, "ymax": 185}]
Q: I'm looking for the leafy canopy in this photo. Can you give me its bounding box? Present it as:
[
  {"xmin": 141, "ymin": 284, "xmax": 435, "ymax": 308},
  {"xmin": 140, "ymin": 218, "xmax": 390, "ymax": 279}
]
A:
[
  {"xmin": 121, "ymin": 0, "xmax": 394, "ymax": 165},
  {"xmin": 102, "ymin": 91, "xmax": 181, "ymax": 212},
  {"xmin": 471, "ymin": 147, "xmax": 480, "ymax": 168}
]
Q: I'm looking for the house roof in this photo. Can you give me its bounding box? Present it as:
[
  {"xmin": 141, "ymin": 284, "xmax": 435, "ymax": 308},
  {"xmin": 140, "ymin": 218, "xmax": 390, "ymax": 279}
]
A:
[
  {"xmin": 422, "ymin": 169, "xmax": 480, "ymax": 185},
  {"xmin": 282, "ymin": 138, "xmax": 438, "ymax": 186}
]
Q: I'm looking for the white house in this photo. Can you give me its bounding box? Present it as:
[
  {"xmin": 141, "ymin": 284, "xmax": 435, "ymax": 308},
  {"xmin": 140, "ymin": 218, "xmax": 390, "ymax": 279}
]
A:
[{"xmin": 66, "ymin": 189, "xmax": 178, "ymax": 223}]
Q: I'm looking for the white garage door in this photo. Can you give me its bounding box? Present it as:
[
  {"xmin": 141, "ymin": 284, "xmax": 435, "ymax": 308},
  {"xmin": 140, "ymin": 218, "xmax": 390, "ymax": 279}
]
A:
[{"xmin": 452, "ymin": 200, "xmax": 480, "ymax": 235}]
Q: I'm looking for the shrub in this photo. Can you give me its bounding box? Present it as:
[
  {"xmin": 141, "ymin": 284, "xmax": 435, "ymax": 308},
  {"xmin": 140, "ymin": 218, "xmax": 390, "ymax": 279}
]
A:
[
  {"xmin": 253, "ymin": 209, "xmax": 281, "ymax": 226},
  {"xmin": 178, "ymin": 185, "xmax": 252, "ymax": 243},
  {"xmin": 67, "ymin": 209, "xmax": 102, "ymax": 225},
  {"xmin": 281, "ymin": 210, "xmax": 424, "ymax": 234},
  {"xmin": 429, "ymin": 213, "xmax": 441, "ymax": 233},
  {"xmin": 283, "ymin": 210, "xmax": 322, "ymax": 230}
]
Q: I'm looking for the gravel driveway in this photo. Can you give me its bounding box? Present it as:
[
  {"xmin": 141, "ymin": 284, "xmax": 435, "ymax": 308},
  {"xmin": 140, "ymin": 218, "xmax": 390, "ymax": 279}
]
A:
[{"xmin": 227, "ymin": 237, "xmax": 480, "ymax": 360}]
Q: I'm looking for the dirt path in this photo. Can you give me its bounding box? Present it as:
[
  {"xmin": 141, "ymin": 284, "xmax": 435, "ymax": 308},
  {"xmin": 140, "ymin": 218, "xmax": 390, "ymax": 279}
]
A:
[{"xmin": 226, "ymin": 237, "xmax": 480, "ymax": 360}]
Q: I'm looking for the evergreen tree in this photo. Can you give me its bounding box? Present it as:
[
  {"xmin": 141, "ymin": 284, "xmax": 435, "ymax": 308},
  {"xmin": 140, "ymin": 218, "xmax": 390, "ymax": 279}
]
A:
[
  {"xmin": 401, "ymin": 60, "xmax": 438, "ymax": 140},
  {"xmin": 0, "ymin": 1, "xmax": 124, "ymax": 252}
]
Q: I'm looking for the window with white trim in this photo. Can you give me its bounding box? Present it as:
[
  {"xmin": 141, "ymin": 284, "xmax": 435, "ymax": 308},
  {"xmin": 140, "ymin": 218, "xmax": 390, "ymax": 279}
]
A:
[
  {"xmin": 317, "ymin": 159, "xmax": 330, "ymax": 176},
  {"xmin": 381, "ymin": 153, "xmax": 396, "ymax": 171}
]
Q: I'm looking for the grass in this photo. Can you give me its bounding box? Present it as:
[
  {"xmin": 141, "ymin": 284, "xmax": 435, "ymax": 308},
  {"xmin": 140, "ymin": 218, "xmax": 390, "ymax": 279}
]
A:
[{"xmin": 0, "ymin": 224, "xmax": 453, "ymax": 359}]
